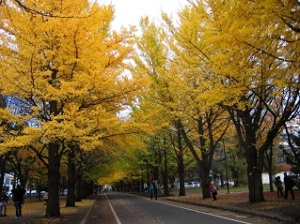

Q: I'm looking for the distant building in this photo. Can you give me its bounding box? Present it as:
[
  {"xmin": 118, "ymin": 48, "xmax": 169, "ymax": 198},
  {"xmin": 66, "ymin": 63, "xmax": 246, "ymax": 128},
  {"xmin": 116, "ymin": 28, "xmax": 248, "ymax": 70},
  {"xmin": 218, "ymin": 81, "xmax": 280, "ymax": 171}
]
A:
[
  {"xmin": 262, "ymin": 116, "xmax": 299, "ymax": 184},
  {"xmin": 3, "ymin": 173, "xmax": 14, "ymax": 193}
]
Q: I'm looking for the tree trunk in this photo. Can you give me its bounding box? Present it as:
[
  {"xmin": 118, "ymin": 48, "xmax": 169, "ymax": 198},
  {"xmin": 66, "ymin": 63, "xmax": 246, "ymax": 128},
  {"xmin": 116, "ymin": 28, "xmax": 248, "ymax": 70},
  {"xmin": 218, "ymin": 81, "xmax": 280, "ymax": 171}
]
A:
[
  {"xmin": 178, "ymin": 118, "xmax": 213, "ymax": 199},
  {"xmin": 66, "ymin": 150, "xmax": 76, "ymax": 207},
  {"xmin": 46, "ymin": 142, "xmax": 61, "ymax": 218},
  {"xmin": 220, "ymin": 172, "xmax": 224, "ymax": 188},
  {"xmin": 266, "ymin": 145, "xmax": 274, "ymax": 192},
  {"xmin": 178, "ymin": 155, "xmax": 186, "ymax": 196},
  {"xmin": 0, "ymin": 156, "xmax": 6, "ymax": 194},
  {"xmin": 200, "ymin": 167, "xmax": 211, "ymax": 199},
  {"xmin": 246, "ymin": 146, "xmax": 265, "ymax": 202},
  {"xmin": 162, "ymin": 149, "xmax": 169, "ymax": 196},
  {"xmin": 76, "ymin": 173, "xmax": 83, "ymax": 202},
  {"xmin": 140, "ymin": 178, "xmax": 144, "ymax": 192}
]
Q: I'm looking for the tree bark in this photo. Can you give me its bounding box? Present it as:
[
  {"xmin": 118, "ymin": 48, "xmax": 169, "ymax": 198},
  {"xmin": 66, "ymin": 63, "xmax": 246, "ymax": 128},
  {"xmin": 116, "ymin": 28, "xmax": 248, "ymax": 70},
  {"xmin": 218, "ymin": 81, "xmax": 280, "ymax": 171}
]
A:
[
  {"xmin": 66, "ymin": 150, "xmax": 76, "ymax": 207},
  {"xmin": 246, "ymin": 150, "xmax": 265, "ymax": 202},
  {"xmin": 266, "ymin": 144, "xmax": 274, "ymax": 192},
  {"xmin": 178, "ymin": 154, "xmax": 186, "ymax": 196},
  {"xmin": 178, "ymin": 119, "xmax": 213, "ymax": 199},
  {"xmin": 76, "ymin": 172, "xmax": 83, "ymax": 202},
  {"xmin": 46, "ymin": 142, "xmax": 61, "ymax": 218},
  {"xmin": 162, "ymin": 149, "xmax": 169, "ymax": 196},
  {"xmin": 200, "ymin": 165, "xmax": 211, "ymax": 199},
  {"xmin": 0, "ymin": 156, "xmax": 6, "ymax": 194}
]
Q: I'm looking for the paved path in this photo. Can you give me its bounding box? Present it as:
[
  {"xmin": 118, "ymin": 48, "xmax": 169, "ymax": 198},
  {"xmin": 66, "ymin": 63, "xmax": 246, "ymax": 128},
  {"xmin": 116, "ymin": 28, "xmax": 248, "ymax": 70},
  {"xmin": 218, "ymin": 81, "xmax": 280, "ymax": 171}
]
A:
[{"xmin": 82, "ymin": 194, "xmax": 118, "ymax": 224}]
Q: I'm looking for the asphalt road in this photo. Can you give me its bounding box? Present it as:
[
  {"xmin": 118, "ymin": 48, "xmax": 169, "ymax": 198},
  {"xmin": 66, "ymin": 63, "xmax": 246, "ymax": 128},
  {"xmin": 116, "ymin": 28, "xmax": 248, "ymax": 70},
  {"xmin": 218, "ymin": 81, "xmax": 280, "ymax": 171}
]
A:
[{"xmin": 91, "ymin": 192, "xmax": 251, "ymax": 224}]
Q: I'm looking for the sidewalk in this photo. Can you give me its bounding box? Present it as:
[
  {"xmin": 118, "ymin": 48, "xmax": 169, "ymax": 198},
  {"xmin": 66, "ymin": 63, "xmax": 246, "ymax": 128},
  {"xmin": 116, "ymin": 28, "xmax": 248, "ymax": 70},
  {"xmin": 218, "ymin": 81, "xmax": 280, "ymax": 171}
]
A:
[{"xmin": 0, "ymin": 196, "xmax": 95, "ymax": 224}]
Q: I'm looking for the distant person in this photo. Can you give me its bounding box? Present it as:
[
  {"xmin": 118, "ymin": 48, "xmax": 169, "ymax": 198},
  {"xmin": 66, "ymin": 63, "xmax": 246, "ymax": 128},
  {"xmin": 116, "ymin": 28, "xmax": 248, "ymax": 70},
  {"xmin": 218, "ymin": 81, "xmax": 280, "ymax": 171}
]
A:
[
  {"xmin": 149, "ymin": 181, "xmax": 158, "ymax": 200},
  {"xmin": 149, "ymin": 184, "xmax": 154, "ymax": 199},
  {"xmin": 210, "ymin": 181, "xmax": 218, "ymax": 201},
  {"xmin": 43, "ymin": 191, "xmax": 48, "ymax": 205},
  {"xmin": 284, "ymin": 172, "xmax": 295, "ymax": 200},
  {"xmin": 274, "ymin": 176, "xmax": 283, "ymax": 198},
  {"xmin": 12, "ymin": 185, "xmax": 26, "ymax": 218},
  {"xmin": 0, "ymin": 190, "xmax": 8, "ymax": 216}
]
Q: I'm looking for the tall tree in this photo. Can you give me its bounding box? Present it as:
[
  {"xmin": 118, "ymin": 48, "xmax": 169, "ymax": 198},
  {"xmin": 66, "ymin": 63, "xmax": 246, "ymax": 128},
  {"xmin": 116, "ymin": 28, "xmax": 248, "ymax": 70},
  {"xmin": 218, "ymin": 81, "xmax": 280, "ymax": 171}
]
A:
[
  {"xmin": 0, "ymin": 0, "xmax": 142, "ymax": 217},
  {"xmin": 172, "ymin": 0, "xmax": 299, "ymax": 202},
  {"xmin": 160, "ymin": 7, "xmax": 231, "ymax": 198}
]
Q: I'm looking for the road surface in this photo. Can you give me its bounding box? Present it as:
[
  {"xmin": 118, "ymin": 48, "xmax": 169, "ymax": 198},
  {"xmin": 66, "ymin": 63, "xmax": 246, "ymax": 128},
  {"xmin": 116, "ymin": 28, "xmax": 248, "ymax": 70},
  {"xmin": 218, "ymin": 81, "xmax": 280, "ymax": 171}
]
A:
[{"xmin": 85, "ymin": 192, "xmax": 250, "ymax": 224}]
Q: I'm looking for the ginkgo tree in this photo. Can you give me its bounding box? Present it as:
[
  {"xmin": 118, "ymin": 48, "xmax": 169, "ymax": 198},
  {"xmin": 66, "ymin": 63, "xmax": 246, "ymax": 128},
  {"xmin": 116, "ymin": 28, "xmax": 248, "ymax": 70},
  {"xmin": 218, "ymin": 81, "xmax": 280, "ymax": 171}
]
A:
[
  {"xmin": 169, "ymin": 0, "xmax": 299, "ymax": 202},
  {"xmin": 135, "ymin": 16, "xmax": 231, "ymax": 199},
  {"xmin": 0, "ymin": 0, "xmax": 144, "ymax": 217}
]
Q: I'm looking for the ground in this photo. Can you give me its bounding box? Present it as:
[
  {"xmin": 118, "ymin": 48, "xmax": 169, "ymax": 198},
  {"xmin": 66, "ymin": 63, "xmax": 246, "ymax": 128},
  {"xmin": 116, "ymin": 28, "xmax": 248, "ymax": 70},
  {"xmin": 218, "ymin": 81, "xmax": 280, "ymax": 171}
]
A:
[{"xmin": 1, "ymin": 190, "xmax": 299, "ymax": 224}]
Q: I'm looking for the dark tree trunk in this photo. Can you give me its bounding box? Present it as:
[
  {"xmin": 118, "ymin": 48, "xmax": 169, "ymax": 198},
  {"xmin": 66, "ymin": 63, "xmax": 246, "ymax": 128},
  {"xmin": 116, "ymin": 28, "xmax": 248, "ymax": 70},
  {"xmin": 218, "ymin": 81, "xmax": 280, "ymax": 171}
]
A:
[
  {"xmin": 228, "ymin": 109, "xmax": 265, "ymax": 202},
  {"xmin": 178, "ymin": 113, "xmax": 227, "ymax": 200},
  {"xmin": 266, "ymin": 145, "xmax": 274, "ymax": 192},
  {"xmin": 176, "ymin": 124, "xmax": 186, "ymax": 196},
  {"xmin": 0, "ymin": 156, "xmax": 6, "ymax": 194},
  {"xmin": 178, "ymin": 154, "xmax": 186, "ymax": 196},
  {"xmin": 46, "ymin": 142, "xmax": 61, "ymax": 218},
  {"xmin": 220, "ymin": 172, "xmax": 224, "ymax": 188},
  {"xmin": 245, "ymin": 143, "xmax": 265, "ymax": 202},
  {"xmin": 66, "ymin": 150, "xmax": 76, "ymax": 207},
  {"xmin": 200, "ymin": 166, "xmax": 211, "ymax": 199},
  {"xmin": 153, "ymin": 150, "xmax": 160, "ymax": 181},
  {"xmin": 162, "ymin": 149, "xmax": 169, "ymax": 196},
  {"xmin": 140, "ymin": 178, "xmax": 144, "ymax": 192},
  {"xmin": 76, "ymin": 172, "xmax": 83, "ymax": 202}
]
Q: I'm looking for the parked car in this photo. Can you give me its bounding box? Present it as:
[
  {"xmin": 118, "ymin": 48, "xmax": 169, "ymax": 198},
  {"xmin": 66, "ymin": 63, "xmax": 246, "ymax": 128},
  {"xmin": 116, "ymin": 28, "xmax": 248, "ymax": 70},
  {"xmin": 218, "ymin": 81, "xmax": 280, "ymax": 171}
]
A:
[
  {"xmin": 26, "ymin": 190, "xmax": 45, "ymax": 197},
  {"xmin": 223, "ymin": 179, "xmax": 235, "ymax": 186},
  {"xmin": 26, "ymin": 190, "xmax": 37, "ymax": 197},
  {"xmin": 190, "ymin": 182, "xmax": 201, "ymax": 188},
  {"xmin": 185, "ymin": 182, "xmax": 201, "ymax": 188}
]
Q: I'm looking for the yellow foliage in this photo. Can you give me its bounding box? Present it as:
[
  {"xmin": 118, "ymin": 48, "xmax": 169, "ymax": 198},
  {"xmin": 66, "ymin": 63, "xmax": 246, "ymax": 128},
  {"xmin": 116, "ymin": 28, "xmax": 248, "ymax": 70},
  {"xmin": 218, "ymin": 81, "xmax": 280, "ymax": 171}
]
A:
[{"xmin": 0, "ymin": 0, "xmax": 147, "ymax": 156}]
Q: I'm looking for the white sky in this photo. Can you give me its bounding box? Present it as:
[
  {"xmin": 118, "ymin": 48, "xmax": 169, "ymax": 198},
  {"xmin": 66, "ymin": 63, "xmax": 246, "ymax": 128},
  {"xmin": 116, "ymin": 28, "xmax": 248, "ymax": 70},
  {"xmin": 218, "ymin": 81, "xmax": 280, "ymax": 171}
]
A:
[{"xmin": 99, "ymin": 0, "xmax": 187, "ymax": 29}]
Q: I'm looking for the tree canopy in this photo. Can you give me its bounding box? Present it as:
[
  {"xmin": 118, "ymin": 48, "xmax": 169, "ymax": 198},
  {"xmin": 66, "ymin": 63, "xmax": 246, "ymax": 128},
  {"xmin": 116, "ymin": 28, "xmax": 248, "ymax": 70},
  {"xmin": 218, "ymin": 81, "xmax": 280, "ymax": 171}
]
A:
[{"xmin": 0, "ymin": 0, "xmax": 299, "ymax": 214}]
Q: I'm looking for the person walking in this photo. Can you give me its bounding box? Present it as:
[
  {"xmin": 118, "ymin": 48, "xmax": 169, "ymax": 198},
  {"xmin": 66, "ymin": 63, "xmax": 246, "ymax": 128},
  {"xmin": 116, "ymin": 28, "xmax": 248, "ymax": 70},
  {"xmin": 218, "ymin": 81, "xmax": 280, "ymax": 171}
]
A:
[
  {"xmin": 210, "ymin": 181, "xmax": 218, "ymax": 201},
  {"xmin": 274, "ymin": 176, "xmax": 283, "ymax": 198},
  {"xmin": 43, "ymin": 191, "xmax": 48, "ymax": 205},
  {"xmin": 153, "ymin": 183, "xmax": 158, "ymax": 200},
  {"xmin": 149, "ymin": 181, "xmax": 158, "ymax": 200},
  {"xmin": 149, "ymin": 184, "xmax": 154, "ymax": 200},
  {"xmin": 12, "ymin": 185, "xmax": 26, "ymax": 218},
  {"xmin": 0, "ymin": 190, "xmax": 8, "ymax": 216},
  {"xmin": 284, "ymin": 172, "xmax": 295, "ymax": 200}
]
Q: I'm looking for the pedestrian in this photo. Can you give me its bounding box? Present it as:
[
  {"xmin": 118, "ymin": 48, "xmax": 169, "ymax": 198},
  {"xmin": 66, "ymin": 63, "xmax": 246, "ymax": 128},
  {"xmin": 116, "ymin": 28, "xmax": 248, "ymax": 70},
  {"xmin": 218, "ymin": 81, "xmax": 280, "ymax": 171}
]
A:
[
  {"xmin": 274, "ymin": 176, "xmax": 283, "ymax": 198},
  {"xmin": 0, "ymin": 190, "xmax": 8, "ymax": 217},
  {"xmin": 149, "ymin": 180, "xmax": 158, "ymax": 200},
  {"xmin": 283, "ymin": 172, "xmax": 295, "ymax": 200},
  {"xmin": 12, "ymin": 185, "xmax": 26, "ymax": 218},
  {"xmin": 43, "ymin": 191, "xmax": 48, "ymax": 205},
  {"xmin": 210, "ymin": 181, "xmax": 218, "ymax": 201},
  {"xmin": 153, "ymin": 183, "xmax": 158, "ymax": 200},
  {"xmin": 149, "ymin": 183, "xmax": 154, "ymax": 199}
]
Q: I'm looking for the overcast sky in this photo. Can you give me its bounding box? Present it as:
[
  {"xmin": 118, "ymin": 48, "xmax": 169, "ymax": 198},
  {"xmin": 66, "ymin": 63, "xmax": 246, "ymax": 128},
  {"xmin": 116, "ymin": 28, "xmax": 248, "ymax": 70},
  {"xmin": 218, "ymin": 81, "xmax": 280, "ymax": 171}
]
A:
[{"xmin": 100, "ymin": 0, "xmax": 187, "ymax": 29}]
